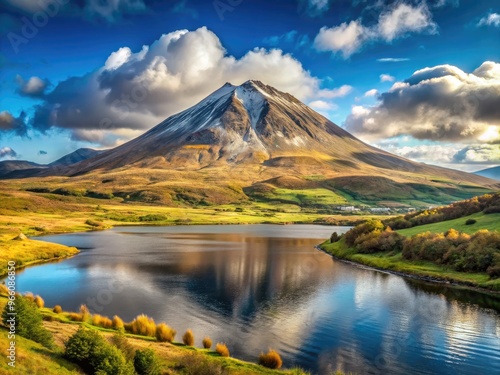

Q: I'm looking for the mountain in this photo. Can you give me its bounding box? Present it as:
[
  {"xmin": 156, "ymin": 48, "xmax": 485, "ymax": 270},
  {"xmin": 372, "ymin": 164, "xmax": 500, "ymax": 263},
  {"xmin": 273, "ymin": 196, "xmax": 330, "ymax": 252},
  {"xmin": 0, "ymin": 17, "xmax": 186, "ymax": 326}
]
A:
[
  {"xmin": 0, "ymin": 148, "xmax": 103, "ymax": 179},
  {"xmin": 48, "ymin": 148, "xmax": 104, "ymax": 167},
  {"xmin": 475, "ymin": 166, "xmax": 500, "ymax": 180},
  {"xmin": 5, "ymin": 81, "xmax": 499, "ymax": 207}
]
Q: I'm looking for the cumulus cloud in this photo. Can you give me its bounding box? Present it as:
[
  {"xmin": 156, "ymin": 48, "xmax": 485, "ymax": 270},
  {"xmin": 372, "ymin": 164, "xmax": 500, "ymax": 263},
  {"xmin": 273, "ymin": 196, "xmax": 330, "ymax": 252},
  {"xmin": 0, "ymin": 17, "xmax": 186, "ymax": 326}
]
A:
[
  {"xmin": 345, "ymin": 61, "xmax": 500, "ymax": 143},
  {"xmin": 29, "ymin": 27, "xmax": 346, "ymax": 145},
  {"xmin": 478, "ymin": 13, "xmax": 500, "ymax": 28},
  {"xmin": 380, "ymin": 74, "xmax": 395, "ymax": 82},
  {"xmin": 308, "ymin": 100, "xmax": 337, "ymax": 110},
  {"xmin": 15, "ymin": 75, "xmax": 49, "ymax": 98},
  {"xmin": 364, "ymin": 89, "xmax": 378, "ymax": 97},
  {"xmin": 314, "ymin": 3, "xmax": 436, "ymax": 58},
  {"xmin": 0, "ymin": 111, "xmax": 28, "ymax": 137},
  {"xmin": 0, "ymin": 147, "xmax": 18, "ymax": 160},
  {"xmin": 453, "ymin": 145, "xmax": 500, "ymax": 164}
]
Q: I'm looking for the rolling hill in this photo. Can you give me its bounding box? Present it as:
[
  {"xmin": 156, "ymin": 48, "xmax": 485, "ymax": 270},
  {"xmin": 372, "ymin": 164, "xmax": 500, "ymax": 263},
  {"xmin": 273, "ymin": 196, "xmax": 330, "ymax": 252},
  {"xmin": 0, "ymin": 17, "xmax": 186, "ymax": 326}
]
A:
[
  {"xmin": 1, "ymin": 81, "xmax": 498, "ymax": 208},
  {"xmin": 475, "ymin": 166, "xmax": 500, "ymax": 180}
]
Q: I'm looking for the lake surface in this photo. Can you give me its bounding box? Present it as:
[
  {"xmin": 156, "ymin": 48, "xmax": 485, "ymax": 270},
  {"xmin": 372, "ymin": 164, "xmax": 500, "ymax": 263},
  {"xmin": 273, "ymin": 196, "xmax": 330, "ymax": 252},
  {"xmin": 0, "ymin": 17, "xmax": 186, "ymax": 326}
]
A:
[{"xmin": 11, "ymin": 225, "xmax": 500, "ymax": 374}]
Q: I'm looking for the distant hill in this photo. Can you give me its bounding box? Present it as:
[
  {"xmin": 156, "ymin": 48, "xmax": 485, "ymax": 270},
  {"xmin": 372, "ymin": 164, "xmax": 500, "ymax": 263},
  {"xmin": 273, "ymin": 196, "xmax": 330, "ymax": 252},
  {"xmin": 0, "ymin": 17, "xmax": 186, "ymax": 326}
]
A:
[
  {"xmin": 475, "ymin": 166, "xmax": 500, "ymax": 180},
  {"xmin": 0, "ymin": 148, "xmax": 103, "ymax": 178}
]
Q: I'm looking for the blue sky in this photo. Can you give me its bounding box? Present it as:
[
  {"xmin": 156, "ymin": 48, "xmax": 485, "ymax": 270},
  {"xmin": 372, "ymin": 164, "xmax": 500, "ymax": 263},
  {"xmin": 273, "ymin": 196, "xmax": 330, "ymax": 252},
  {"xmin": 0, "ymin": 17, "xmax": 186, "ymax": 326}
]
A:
[{"xmin": 0, "ymin": 0, "xmax": 499, "ymax": 171}]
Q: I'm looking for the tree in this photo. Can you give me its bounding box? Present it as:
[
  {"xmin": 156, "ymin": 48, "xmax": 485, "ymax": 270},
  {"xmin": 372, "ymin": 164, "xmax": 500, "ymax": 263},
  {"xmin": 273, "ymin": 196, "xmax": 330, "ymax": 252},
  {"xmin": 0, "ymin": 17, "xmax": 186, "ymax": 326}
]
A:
[{"xmin": 2, "ymin": 295, "xmax": 53, "ymax": 348}]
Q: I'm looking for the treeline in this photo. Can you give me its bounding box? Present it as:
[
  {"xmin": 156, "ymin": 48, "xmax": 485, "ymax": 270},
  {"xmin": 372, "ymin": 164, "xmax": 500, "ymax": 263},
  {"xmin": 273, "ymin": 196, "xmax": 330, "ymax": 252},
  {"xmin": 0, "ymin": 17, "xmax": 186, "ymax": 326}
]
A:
[
  {"xmin": 384, "ymin": 193, "xmax": 500, "ymax": 230},
  {"xmin": 332, "ymin": 219, "xmax": 500, "ymax": 278}
]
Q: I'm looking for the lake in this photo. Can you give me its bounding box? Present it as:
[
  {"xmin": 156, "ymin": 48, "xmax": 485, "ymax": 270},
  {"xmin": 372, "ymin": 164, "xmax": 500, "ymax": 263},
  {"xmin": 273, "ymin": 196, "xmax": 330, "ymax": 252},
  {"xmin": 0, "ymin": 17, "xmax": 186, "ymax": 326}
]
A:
[{"xmin": 11, "ymin": 225, "xmax": 500, "ymax": 374}]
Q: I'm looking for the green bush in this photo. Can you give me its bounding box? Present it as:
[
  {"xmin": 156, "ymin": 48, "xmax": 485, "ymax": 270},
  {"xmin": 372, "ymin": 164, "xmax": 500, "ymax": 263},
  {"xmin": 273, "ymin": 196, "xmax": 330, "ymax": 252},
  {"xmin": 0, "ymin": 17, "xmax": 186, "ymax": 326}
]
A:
[
  {"xmin": 465, "ymin": 219, "xmax": 477, "ymax": 225},
  {"xmin": 64, "ymin": 327, "xmax": 134, "ymax": 375},
  {"xmin": 1, "ymin": 295, "xmax": 53, "ymax": 348},
  {"xmin": 330, "ymin": 232, "xmax": 341, "ymax": 243},
  {"xmin": 133, "ymin": 348, "xmax": 161, "ymax": 375}
]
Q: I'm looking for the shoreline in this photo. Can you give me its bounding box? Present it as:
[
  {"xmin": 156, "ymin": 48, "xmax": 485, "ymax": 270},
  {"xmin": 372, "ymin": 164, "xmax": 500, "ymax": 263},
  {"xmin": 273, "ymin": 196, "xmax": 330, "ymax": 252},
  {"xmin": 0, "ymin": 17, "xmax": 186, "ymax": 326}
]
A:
[{"xmin": 316, "ymin": 244, "xmax": 500, "ymax": 297}]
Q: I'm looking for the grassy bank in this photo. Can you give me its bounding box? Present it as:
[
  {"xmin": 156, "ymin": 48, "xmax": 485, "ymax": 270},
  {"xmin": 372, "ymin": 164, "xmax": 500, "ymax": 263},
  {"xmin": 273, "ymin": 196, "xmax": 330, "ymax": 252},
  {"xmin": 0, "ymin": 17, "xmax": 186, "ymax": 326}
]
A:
[
  {"xmin": 397, "ymin": 212, "xmax": 500, "ymax": 236},
  {"xmin": 320, "ymin": 239, "xmax": 500, "ymax": 292},
  {"xmin": 0, "ymin": 295, "xmax": 321, "ymax": 375}
]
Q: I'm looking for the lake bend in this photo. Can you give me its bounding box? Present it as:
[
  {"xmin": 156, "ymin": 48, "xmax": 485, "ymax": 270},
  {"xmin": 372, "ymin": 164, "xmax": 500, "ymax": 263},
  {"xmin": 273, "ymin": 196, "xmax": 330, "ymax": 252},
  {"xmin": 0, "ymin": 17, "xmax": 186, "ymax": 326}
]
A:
[{"xmin": 8, "ymin": 225, "xmax": 500, "ymax": 375}]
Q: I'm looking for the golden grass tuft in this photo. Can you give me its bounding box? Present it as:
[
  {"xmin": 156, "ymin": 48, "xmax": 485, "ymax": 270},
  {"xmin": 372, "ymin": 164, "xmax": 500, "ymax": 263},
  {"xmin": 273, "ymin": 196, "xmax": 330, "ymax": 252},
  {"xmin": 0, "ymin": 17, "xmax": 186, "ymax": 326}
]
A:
[
  {"xmin": 128, "ymin": 314, "xmax": 156, "ymax": 337},
  {"xmin": 91, "ymin": 314, "xmax": 113, "ymax": 329},
  {"xmin": 258, "ymin": 349, "xmax": 283, "ymax": 369},
  {"xmin": 155, "ymin": 323, "xmax": 176, "ymax": 343},
  {"xmin": 182, "ymin": 329, "xmax": 194, "ymax": 346},
  {"xmin": 202, "ymin": 336, "xmax": 212, "ymax": 349},
  {"xmin": 0, "ymin": 284, "xmax": 9, "ymax": 295},
  {"xmin": 67, "ymin": 312, "xmax": 83, "ymax": 322},
  {"xmin": 34, "ymin": 295, "xmax": 44, "ymax": 308},
  {"xmin": 112, "ymin": 315, "xmax": 124, "ymax": 330},
  {"xmin": 53, "ymin": 305, "xmax": 63, "ymax": 314},
  {"xmin": 79, "ymin": 304, "xmax": 90, "ymax": 322},
  {"xmin": 24, "ymin": 292, "xmax": 35, "ymax": 302},
  {"xmin": 215, "ymin": 342, "xmax": 230, "ymax": 357}
]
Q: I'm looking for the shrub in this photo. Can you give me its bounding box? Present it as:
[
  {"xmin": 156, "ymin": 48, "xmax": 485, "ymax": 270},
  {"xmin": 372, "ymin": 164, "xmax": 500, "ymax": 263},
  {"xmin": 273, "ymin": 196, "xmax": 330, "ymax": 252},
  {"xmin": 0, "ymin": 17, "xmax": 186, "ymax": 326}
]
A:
[
  {"xmin": 64, "ymin": 327, "xmax": 134, "ymax": 375},
  {"xmin": 129, "ymin": 314, "xmax": 156, "ymax": 337},
  {"xmin": 53, "ymin": 305, "xmax": 63, "ymax": 314},
  {"xmin": 483, "ymin": 205, "xmax": 500, "ymax": 214},
  {"xmin": 134, "ymin": 348, "xmax": 161, "ymax": 375},
  {"xmin": 0, "ymin": 284, "xmax": 9, "ymax": 295},
  {"xmin": 24, "ymin": 292, "xmax": 35, "ymax": 302},
  {"xmin": 344, "ymin": 219, "xmax": 385, "ymax": 246},
  {"xmin": 110, "ymin": 329, "xmax": 136, "ymax": 361},
  {"xmin": 330, "ymin": 232, "xmax": 341, "ymax": 243},
  {"xmin": 465, "ymin": 219, "xmax": 477, "ymax": 225},
  {"xmin": 155, "ymin": 323, "xmax": 176, "ymax": 342},
  {"xmin": 67, "ymin": 312, "xmax": 83, "ymax": 322},
  {"xmin": 258, "ymin": 349, "xmax": 283, "ymax": 369},
  {"xmin": 183, "ymin": 329, "xmax": 194, "ymax": 346},
  {"xmin": 215, "ymin": 343, "xmax": 230, "ymax": 357},
  {"xmin": 112, "ymin": 315, "xmax": 124, "ymax": 330},
  {"xmin": 1, "ymin": 295, "xmax": 53, "ymax": 349},
  {"xmin": 178, "ymin": 353, "xmax": 228, "ymax": 375},
  {"xmin": 33, "ymin": 295, "xmax": 44, "ymax": 308},
  {"xmin": 92, "ymin": 314, "xmax": 113, "ymax": 329},
  {"xmin": 202, "ymin": 336, "xmax": 212, "ymax": 349},
  {"xmin": 79, "ymin": 304, "xmax": 90, "ymax": 322},
  {"xmin": 85, "ymin": 219, "xmax": 103, "ymax": 228}
]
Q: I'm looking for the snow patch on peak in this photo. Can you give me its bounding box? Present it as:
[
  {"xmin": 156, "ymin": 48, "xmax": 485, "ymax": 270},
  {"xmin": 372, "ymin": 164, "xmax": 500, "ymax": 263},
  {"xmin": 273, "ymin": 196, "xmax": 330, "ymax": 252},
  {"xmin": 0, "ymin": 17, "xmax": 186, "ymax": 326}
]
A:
[{"xmin": 234, "ymin": 85, "xmax": 266, "ymax": 129}]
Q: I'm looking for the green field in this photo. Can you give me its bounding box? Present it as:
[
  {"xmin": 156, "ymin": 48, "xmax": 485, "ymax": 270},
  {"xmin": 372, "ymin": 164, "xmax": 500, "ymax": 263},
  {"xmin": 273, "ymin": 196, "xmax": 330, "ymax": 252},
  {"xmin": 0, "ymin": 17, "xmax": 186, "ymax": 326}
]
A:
[{"xmin": 397, "ymin": 212, "xmax": 500, "ymax": 236}]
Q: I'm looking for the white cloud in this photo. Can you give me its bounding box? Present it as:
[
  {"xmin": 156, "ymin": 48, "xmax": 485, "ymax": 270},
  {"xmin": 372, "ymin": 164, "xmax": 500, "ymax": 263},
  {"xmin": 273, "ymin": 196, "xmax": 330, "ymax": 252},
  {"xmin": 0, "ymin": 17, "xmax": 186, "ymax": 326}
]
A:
[
  {"xmin": 314, "ymin": 21, "xmax": 370, "ymax": 58},
  {"xmin": 377, "ymin": 57, "xmax": 410, "ymax": 62},
  {"xmin": 453, "ymin": 145, "xmax": 500, "ymax": 164},
  {"xmin": 308, "ymin": 100, "xmax": 337, "ymax": 111},
  {"xmin": 364, "ymin": 89, "xmax": 378, "ymax": 97},
  {"xmin": 377, "ymin": 3, "xmax": 437, "ymax": 42},
  {"xmin": 300, "ymin": 0, "xmax": 332, "ymax": 16},
  {"xmin": 0, "ymin": 147, "xmax": 17, "ymax": 160},
  {"xmin": 345, "ymin": 61, "xmax": 500, "ymax": 143},
  {"xmin": 15, "ymin": 75, "xmax": 48, "ymax": 97},
  {"xmin": 478, "ymin": 13, "xmax": 500, "ymax": 28},
  {"xmin": 317, "ymin": 84, "xmax": 353, "ymax": 98},
  {"xmin": 30, "ymin": 27, "xmax": 347, "ymax": 145},
  {"xmin": 313, "ymin": 3, "xmax": 437, "ymax": 58},
  {"xmin": 380, "ymin": 74, "xmax": 395, "ymax": 82}
]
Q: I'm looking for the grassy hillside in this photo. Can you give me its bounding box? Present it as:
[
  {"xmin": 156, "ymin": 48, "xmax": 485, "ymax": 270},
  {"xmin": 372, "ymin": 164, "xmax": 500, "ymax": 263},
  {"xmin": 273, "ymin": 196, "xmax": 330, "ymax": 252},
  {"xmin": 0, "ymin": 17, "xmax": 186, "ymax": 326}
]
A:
[
  {"xmin": 0, "ymin": 295, "xmax": 318, "ymax": 375},
  {"xmin": 398, "ymin": 212, "xmax": 500, "ymax": 236}
]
